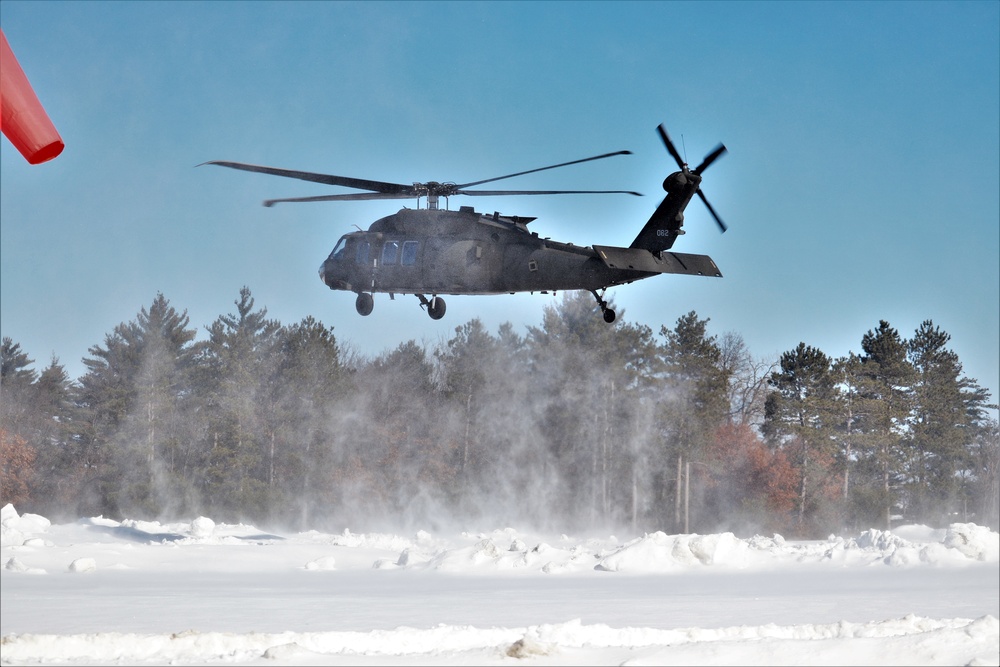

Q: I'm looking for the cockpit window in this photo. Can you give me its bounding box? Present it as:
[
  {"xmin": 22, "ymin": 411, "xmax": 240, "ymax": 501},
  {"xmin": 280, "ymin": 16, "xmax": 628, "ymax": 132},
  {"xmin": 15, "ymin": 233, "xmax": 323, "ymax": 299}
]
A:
[
  {"xmin": 330, "ymin": 237, "xmax": 348, "ymax": 261},
  {"xmin": 356, "ymin": 241, "xmax": 370, "ymax": 265},
  {"xmin": 382, "ymin": 240, "xmax": 400, "ymax": 265},
  {"xmin": 401, "ymin": 241, "xmax": 419, "ymax": 266}
]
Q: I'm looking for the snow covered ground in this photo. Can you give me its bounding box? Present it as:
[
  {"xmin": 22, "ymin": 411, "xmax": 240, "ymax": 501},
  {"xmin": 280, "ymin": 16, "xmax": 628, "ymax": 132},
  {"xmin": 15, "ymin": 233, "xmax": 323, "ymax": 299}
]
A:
[{"xmin": 1, "ymin": 504, "xmax": 997, "ymax": 665}]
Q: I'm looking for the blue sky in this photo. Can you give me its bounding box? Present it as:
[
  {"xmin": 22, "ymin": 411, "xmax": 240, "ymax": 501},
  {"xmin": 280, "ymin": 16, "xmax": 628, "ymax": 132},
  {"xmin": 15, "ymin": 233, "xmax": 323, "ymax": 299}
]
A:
[{"xmin": 2, "ymin": 1, "xmax": 997, "ymax": 409}]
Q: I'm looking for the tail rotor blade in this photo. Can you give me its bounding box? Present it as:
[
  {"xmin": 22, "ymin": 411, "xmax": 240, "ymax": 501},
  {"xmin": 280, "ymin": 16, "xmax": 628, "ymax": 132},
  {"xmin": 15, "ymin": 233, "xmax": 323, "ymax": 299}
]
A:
[
  {"xmin": 697, "ymin": 190, "xmax": 727, "ymax": 233},
  {"xmin": 693, "ymin": 143, "xmax": 727, "ymax": 175},
  {"xmin": 657, "ymin": 124, "xmax": 686, "ymax": 170}
]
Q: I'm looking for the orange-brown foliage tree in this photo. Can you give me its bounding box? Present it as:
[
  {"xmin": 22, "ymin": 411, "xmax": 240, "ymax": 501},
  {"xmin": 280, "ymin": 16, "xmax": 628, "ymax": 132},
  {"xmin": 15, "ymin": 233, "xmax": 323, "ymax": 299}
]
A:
[
  {"xmin": 0, "ymin": 428, "xmax": 37, "ymax": 506},
  {"xmin": 706, "ymin": 422, "xmax": 799, "ymax": 534}
]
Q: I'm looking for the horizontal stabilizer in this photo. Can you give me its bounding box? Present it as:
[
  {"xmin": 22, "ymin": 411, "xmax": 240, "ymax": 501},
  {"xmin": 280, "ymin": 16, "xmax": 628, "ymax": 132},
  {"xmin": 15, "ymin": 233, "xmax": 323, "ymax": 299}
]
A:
[{"xmin": 593, "ymin": 245, "xmax": 722, "ymax": 277}]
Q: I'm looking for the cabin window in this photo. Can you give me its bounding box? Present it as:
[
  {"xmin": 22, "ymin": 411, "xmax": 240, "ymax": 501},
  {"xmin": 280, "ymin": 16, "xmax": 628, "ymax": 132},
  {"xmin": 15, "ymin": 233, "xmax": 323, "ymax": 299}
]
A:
[
  {"xmin": 381, "ymin": 240, "xmax": 400, "ymax": 265},
  {"xmin": 401, "ymin": 241, "xmax": 419, "ymax": 266},
  {"xmin": 355, "ymin": 241, "xmax": 370, "ymax": 265},
  {"xmin": 330, "ymin": 237, "xmax": 347, "ymax": 261}
]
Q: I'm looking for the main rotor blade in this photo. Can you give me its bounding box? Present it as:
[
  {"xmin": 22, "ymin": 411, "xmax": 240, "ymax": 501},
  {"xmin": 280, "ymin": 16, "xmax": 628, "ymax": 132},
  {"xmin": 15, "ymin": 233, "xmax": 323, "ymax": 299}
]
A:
[
  {"xmin": 693, "ymin": 143, "xmax": 727, "ymax": 175},
  {"xmin": 697, "ymin": 189, "xmax": 728, "ymax": 232},
  {"xmin": 657, "ymin": 124, "xmax": 686, "ymax": 170},
  {"xmin": 200, "ymin": 161, "xmax": 411, "ymax": 194},
  {"xmin": 262, "ymin": 192, "xmax": 413, "ymax": 207},
  {"xmin": 454, "ymin": 150, "xmax": 633, "ymax": 189},
  {"xmin": 457, "ymin": 189, "xmax": 642, "ymax": 197}
]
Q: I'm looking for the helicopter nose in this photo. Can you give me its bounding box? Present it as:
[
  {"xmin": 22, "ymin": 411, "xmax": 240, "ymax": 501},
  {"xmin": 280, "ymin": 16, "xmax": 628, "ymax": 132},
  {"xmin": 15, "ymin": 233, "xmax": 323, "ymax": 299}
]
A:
[
  {"xmin": 318, "ymin": 261, "xmax": 334, "ymax": 288},
  {"xmin": 319, "ymin": 260, "xmax": 349, "ymax": 290}
]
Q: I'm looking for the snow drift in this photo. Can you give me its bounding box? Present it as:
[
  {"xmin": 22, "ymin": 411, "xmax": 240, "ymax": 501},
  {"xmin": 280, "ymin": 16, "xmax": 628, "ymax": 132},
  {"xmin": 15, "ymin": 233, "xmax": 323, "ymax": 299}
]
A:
[{"xmin": 2, "ymin": 503, "xmax": 997, "ymax": 665}]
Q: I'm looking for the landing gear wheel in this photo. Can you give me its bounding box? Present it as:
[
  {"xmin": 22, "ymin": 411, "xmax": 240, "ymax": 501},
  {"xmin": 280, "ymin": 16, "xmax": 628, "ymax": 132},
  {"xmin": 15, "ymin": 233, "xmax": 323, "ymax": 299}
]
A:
[
  {"xmin": 427, "ymin": 296, "xmax": 446, "ymax": 320},
  {"xmin": 355, "ymin": 293, "xmax": 374, "ymax": 316},
  {"xmin": 590, "ymin": 289, "xmax": 616, "ymax": 324}
]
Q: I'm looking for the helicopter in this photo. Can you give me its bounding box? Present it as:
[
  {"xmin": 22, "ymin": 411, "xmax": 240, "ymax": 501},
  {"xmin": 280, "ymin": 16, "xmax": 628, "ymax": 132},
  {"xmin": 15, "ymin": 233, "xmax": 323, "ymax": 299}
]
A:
[{"xmin": 203, "ymin": 123, "xmax": 727, "ymax": 323}]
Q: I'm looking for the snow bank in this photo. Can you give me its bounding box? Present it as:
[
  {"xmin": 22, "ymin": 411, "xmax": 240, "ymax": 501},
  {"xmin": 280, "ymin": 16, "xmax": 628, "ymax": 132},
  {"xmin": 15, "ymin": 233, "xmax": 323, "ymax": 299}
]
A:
[
  {"xmin": 595, "ymin": 531, "xmax": 754, "ymax": 572},
  {"xmin": 1, "ymin": 503, "xmax": 51, "ymax": 548},
  {"xmin": 944, "ymin": 523, "xmax": 1000, "ymax": 561},
  {"xmin": 399, "ymin": 523, "xmax": 1000, "ymax": 574},
  {"xmin": 2, "ymin": 504, "xmax": 997, "ymax": 575}
]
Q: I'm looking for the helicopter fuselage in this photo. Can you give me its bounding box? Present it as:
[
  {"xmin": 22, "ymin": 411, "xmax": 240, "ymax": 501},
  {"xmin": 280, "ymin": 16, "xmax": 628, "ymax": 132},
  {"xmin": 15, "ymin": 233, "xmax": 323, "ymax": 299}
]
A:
[{"xmin": 320, "ymin": 206, "xmax": 661, "ymax": 298}]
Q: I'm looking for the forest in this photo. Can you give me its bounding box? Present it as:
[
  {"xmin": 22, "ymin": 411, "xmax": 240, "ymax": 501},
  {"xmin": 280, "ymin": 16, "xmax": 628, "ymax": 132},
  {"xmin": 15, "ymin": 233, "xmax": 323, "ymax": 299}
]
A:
[{"xmin": 1, "ymin": 287, "xmax": 997, "ymax": 537}]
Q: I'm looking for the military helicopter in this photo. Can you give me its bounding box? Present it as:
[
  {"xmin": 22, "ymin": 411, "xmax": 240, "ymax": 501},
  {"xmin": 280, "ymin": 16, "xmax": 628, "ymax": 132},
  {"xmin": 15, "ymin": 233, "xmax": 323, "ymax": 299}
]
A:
[{"xmin": 203, "ymin": 123, "xmax": 727, "ymax": 323}]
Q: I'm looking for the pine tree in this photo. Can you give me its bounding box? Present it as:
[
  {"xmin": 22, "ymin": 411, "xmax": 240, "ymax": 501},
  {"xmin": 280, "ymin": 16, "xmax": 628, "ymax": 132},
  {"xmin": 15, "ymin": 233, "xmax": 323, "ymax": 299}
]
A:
[
  {"xmin": 657, "ymin": 311, "xmax": 729, "ymax": 532},
  {"xmin": 764, "ymin": 342, "xmax": 839, "ymax": 534},
  {"xmin": 524, "ymin": 292, "xmax": 658, "ymax": 529},
  {"xmin": 857, "ymin": 320, "xmax": 915, "ymax": 529},
  {"xmin": 969, "ymin": 419, "xmax": 999, "ymax": 528},
  {"xmin": 25, "ymin": 357, "xmax": 81, "ymax": 516},
  {"xmin": 0, "ymin": 338, "xmax": 37, "ymax": 441},
  {"xmin": 831, "ymin": 352, "xmax": 882, "ymax": 529},
  {"xmin": 434, "ymin": 318, "xmax": 500, "ymax": 481},
  {"xmin": 344, "ymin": 339, "xmax": 439, "ymax": 525},
  {"xmin": 197, "ymin": 286, "xmax": 281, "ymax": 519},
  {"xmin": 76, "ymin": 293, "xmax": 199, "ymax": 517},
  {"xmin": 907, "ymin": 320, "xmax": 995, "ymax": 523},
  {"xmin": 270, "ymin": 316, "xmax": 346, "ymax": 528}
]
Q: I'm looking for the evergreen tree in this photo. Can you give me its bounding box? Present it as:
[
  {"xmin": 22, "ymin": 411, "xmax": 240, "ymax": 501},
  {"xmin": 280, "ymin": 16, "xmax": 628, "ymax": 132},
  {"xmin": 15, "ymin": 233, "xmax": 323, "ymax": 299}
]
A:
[
  {"xmin": 197, "ymin": 286, "xmax": 281, "ymax": 519},
  {"xmin": 857, "ymin": 320, "xmax": 915, "ymax": 529},
  {"xmin": 434, "ymin": 318, "xmax": 500, "ymax": 481},
  {"xmin": 656, "ymin": 311, "xmax": 729, "ymax": 531},
  {"xmin": 907, "ymin": 320, "xmax": 995, "ymax": 523},
  {"xmin": 0, "ymin": 338, "xmax": 37, "ymax": 441},
  {"xmin": 0, "ymin": 338, "xmax": 36, "ymax": 383},
  {"xmin": 764, "ymin": 342, "xmax": 839, "ymax": 534},
  {"xmin": 270, "ymin": 316, "xmax": 346, "ymax": 528},
  {"xmin": 344, "ymin": 339, "xmax": 441, "ymax": 526},
  {"xmin": 831, "ymin": 352, "xmax": 883, "ymax": 529},
  {"xmin": 524, "ymin": 292, "xmax": 658, "ymax": 529},
  {"xmin": 76, "ymin": 293, "xmax": 199, "ymax": 517},
  {"xmin": 969, "ymin": 419, "xmax": 999, "ymax": 528},
  {"xmin": 0, "ymin": 342, "xmax": 83, "ymax": 516},
  {"xmin": 25, "ymin": 357, "xmax": 81, "ymax": 516}
]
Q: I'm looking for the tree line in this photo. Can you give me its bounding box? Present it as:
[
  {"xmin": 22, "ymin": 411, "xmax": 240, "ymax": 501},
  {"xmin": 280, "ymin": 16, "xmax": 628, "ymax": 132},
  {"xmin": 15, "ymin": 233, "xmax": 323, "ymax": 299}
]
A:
[{"xmin": 1, "ymin": 287, "xmax": 997, "ymax": 536}]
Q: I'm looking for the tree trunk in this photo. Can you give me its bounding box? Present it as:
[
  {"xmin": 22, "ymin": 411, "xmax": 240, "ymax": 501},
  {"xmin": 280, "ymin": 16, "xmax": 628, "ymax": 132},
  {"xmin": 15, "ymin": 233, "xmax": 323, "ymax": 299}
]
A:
[{"xmin": 674, "ymin": 454, "xmax": 682, "ymax": 530}]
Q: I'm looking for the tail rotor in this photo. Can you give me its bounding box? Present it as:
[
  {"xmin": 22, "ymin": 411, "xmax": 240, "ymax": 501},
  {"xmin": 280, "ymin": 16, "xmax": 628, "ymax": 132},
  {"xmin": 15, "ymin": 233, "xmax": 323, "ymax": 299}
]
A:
[{"xmin": 656, "ymin": 123, "xmax": 728, "ymax": 233}]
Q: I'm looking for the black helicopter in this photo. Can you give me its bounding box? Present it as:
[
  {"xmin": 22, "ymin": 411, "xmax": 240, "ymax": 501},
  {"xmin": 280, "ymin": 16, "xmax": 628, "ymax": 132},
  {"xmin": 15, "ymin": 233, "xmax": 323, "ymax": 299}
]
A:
[{"xmin": 203, "ymin": 123, "xmax": 727, "ymax": 323}]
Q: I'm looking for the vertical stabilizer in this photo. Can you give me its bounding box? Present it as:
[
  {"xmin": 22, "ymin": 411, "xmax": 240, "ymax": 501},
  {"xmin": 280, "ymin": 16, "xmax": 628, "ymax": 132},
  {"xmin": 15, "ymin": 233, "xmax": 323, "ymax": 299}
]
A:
[{"xmin": 630, "ymin": 124, "xmax": 726, "ymax": 253}]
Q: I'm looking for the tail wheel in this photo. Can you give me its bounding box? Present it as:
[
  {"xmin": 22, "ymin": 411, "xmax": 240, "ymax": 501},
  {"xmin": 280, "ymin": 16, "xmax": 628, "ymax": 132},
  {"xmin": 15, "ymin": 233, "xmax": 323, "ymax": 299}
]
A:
[
  {"xmin": 355, "ymin": 293, "xmax": 374, "ymax": 316},
  {"xmin": 590, "ymin": 289, "xmax": 616, "ymax": 324}
]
